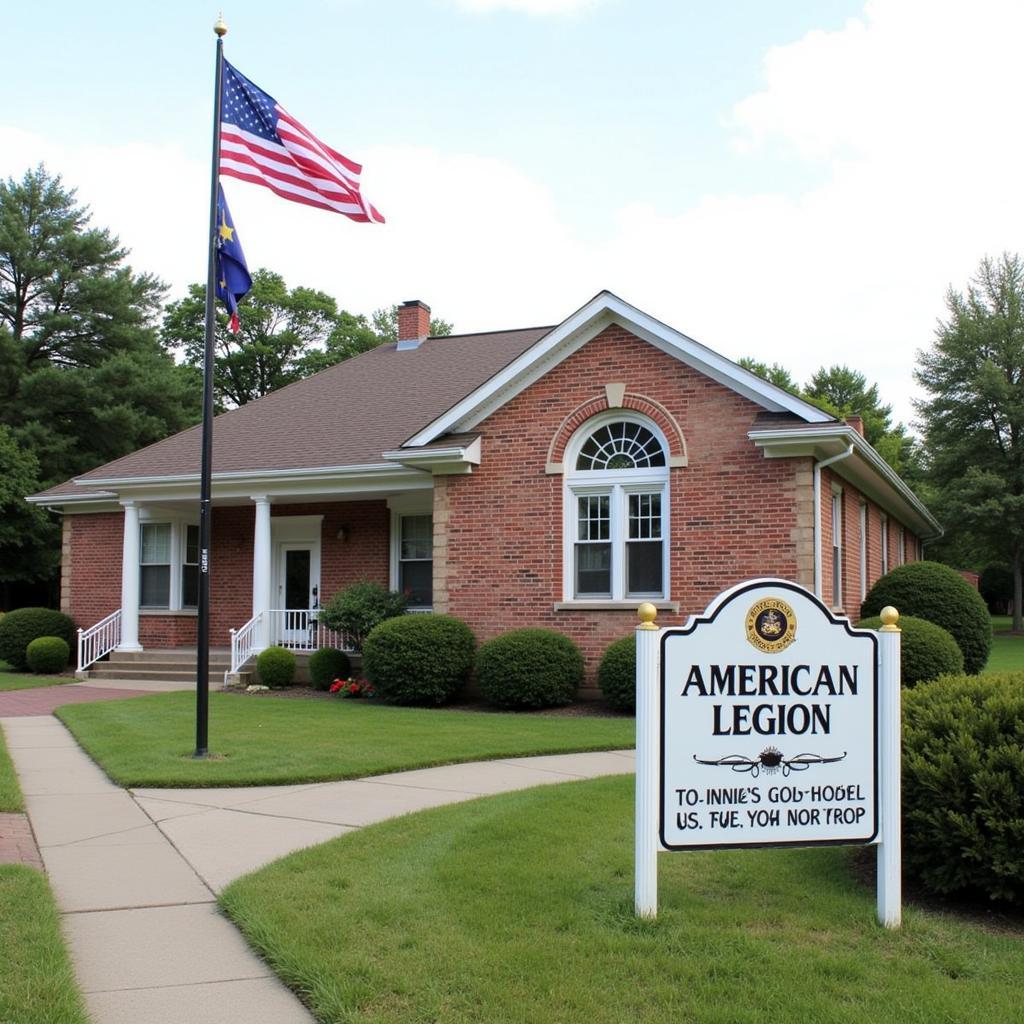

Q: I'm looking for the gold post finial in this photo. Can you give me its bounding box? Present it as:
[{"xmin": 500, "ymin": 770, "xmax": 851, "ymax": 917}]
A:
[
  {"xmin": 637, "ymin": 602, "xmax": 659, "ymax": 631},
  {"xmin": 879, "ymin": 606, "xmax": 900, "ymax": 632},
  {"xmin": 214, "ymin": 13, "xmax": 228, "ymax": 36}
]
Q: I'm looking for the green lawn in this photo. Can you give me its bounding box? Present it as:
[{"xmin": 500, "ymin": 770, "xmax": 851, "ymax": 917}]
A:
[
  {"xmin": 56, "ymin": 691, "xmax": 634, "ymax": 787},
  {"xmin": 0, "ymin": 669, "xmax": 76, "ymax": 692},
  {"xmin": 985, "ymin": 616, "xmax": 1024, "ymax": 674},
  {"xmin": 0, "ymin": 866, "xmax": 90, "ymax": 1024},
  {"xmin": 0, "ymin": 727, "xmax": 23, "ymax": 813},
  {"xmin": 221, "ymin": 775, "xmax": 1024, "ymax": 1024}
]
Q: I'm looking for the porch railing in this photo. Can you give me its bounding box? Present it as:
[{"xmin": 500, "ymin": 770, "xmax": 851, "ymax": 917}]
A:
[
  {"xmin": 228, "ymin": 609, "xmax": 356, "ymax": 681},
  {"xmin": 77, "ymin": 609, "xmax": 122, "ymax": 672}
]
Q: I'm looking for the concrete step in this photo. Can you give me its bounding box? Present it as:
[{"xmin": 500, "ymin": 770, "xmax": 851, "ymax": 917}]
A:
[
  {"xmin": 103, "ymin": 651, "xmax": 230, "ymax": 665},
  {"xmin": 87, "ymin": 666, "xmax": 229, "ymax": 682}
]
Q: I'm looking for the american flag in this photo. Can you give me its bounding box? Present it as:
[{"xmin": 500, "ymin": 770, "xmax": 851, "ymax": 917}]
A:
[{"xmin": 219, "ymin": 59, "xmax": 384, "ymax": 223}]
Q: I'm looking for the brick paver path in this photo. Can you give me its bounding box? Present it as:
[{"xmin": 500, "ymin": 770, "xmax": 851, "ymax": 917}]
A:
[
  {"xmin": 0, "ymin": 684, "xmax": 151, "ymax": 717},
  {"xmin": 0, "ymin": 812, "xmax": 43, "ymax": 869}
]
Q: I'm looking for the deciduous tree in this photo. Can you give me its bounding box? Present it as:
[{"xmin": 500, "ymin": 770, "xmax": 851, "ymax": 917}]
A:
[{"xmin": 915, "ymin": 253, "xmax": 1024, "ymax": 631}]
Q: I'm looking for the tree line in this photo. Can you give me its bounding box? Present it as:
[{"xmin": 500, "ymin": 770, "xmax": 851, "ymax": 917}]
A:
[
  {"xmin": 0, "ymin": 166, "xmax": 448, "ymax": 606},
  {"xmin": 1, "ymin": 165, "xmax": 1020, "ymax": 630}
]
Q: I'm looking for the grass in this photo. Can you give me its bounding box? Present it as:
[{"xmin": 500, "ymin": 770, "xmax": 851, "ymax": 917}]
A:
[
  {"xmin": 0, "ymin": 726, "xmax": 89, "ymax": 1022},
  {"xmin": 56, "ymin": 691, "xmax": 634, "ymax": 787},
  {"xmin": 0, "ymin": 866, "xmax": 91, "ymax": 1024},
  {"xmin": 0, "ymin": 668, "xmax": 75, "ymax": 692},
  {"xmin": 221, "ymin": 775, "xmax": 1024, "ymax": 1024},
  {"xmin": 985, "ymin": 616, "xmax": 1024, "ymax": 674},
  {"xmin": 0, "ymin": 727, "xmax": 23, "ymax": 813}
]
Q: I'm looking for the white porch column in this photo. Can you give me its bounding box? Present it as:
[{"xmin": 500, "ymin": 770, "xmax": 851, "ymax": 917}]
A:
[
  {"xmin": 252, "ymin": 496, "xmax": 272, "ymax": 651},
  {"xmin": 118, "ymin": 500, "xmax": 143, "ymax": 652}
]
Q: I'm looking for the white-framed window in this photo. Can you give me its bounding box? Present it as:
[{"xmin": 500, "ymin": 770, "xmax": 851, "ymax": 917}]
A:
[
  {"xmin": 880, "ymin": 515, "xmax": 889, "ymax": 576},
  {"xmin": 564, "ymin": 415, "xmax": 669, "ymax": 602},
  {"xmin": 398, "ymin": 514, "xmax": 433, "ymax": 608},
  {"xmin": 831, "ymin": 488, "xmax": 843, "ymax": 608},
  {"xmin": 898, "ymin": 526, "xmax": 906, "ymax": 565},
  {"xmin": 859, "ymin": 503, "xmax": 868, "ymax": 602},
  {"xmin": 139, "ymin": 520, "xmax": 199, "ymax": 610}
]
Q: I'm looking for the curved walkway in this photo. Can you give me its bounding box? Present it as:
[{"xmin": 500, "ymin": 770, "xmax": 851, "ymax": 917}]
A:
[{"xmin": 2, "ymin": 702, "xmax": 634, "ymax": 1024}]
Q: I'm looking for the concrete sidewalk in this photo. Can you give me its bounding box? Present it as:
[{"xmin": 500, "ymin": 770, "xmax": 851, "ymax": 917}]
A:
[{"xmin": 3, "ymin": 710, "xmax": 633, "ymax": 1024}]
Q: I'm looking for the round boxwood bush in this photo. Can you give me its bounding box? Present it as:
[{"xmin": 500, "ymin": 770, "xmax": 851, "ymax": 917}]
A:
[
  {"xmin": 861, "ymin": 561, "xmax": 992, "ymax": 675},
  {"xmin": 857, "ymin": 614, "xmax": 963, "ymax": 688},
  {"xmin": 598, "ymin": 635, "xmax": 636, "ymax": 711},
  {"xmin": 475, "ymin": 629, "xmax": 584, "ymax": 709},
  {"xmin": 256, "ymin": 645, "xmax": 296, "ymax": 688},
  {"xmin": 362, "ymin": 614, "xmax": 475, "ymax": 706},
  {"xmin": 25, "ymin": 636, "xmax": 70, "ymax": 675},
  {"xmin": 903, "ymin": 672, "xmax": 1024, "ymax": 904},
  {"xmin": 0, "ymin": 607, "xmax": 75, "ymax": 670},
  {"xmin": 308, "ymin": 647, "xmax": 352, "ymax": 691}
]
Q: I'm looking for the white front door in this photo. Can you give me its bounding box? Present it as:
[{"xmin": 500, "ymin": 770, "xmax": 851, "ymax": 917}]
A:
[{"xmin": 276, "ymin": 543, "xmax": 318, "ymax": 645}]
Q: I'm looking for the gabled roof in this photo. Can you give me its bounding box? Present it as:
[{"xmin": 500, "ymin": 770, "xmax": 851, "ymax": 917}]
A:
[
  {"xmin": 403, "ymin": 290, "xmax": 833, "ymax": 446},
  {"xmin": 39, "ymin": 292, "xmax": 930, "ymax": 526},
  {"xmin": 30, "ymin": 325, "xmax": 551, "ymax": 501}
]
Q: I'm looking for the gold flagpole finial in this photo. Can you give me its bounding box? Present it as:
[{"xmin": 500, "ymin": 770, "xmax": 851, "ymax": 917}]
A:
[{"xmin": 214, "ymin": 12, "xmax": 227, "ymax": 37}]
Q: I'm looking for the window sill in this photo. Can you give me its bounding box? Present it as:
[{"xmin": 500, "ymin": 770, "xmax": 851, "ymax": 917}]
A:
[
  {"xmin": 553, "ymin": 600, "xmax": 680, "ymax": 613},
  {"xmin": 140, "ymin": 608, "xmax": 199, "ymax": 617}
]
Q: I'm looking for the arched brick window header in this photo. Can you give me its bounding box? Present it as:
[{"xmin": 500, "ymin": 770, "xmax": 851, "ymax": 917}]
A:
[{"xmin": 545, "ymin": 391, "xmax": 688, "ymax": 473}]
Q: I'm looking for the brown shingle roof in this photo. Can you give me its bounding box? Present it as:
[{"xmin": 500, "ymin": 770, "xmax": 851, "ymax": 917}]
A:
[{"xmin": 46, "ymin": 327, "xmax": 552, "ymax": 492}]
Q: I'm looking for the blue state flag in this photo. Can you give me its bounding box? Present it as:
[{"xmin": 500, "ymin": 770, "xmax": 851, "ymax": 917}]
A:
[{"xmin": 215, "ymin": 184, "xmax": 252, "ymax": 333}]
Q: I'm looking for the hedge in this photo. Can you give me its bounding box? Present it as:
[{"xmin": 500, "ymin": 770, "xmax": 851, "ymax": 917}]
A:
[
  {"xmin": 362, "ymin": 614, "xmax": 475, "ymax": 706},
  {"xmin": 903, "ymin": 672, "xmax": 1024, "ymax": 904},
  {"xmin": 861, "ymin": 561, "xmax": 992, "ymax": 674},
  {"xmin": 857, "ymin": 615, "xmax": 963, "ymax": 687},
  {"xmin": 0, "ymin": 609, "xmax": 75, "ymax": 671},
  {"xmin": 475, "ymin": 629, "xmax": 583, "ymax": 709}
]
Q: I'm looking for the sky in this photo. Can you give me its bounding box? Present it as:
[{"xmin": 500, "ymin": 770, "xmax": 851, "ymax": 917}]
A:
[{"xmin": 4, "ymin": 0, "xmax": 1023, "ymax": 430}]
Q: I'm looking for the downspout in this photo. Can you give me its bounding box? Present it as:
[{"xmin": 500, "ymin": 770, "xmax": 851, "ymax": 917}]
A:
[{"xmin": 813, "ymin": 444, "xmax": 855, "ymax": 599}]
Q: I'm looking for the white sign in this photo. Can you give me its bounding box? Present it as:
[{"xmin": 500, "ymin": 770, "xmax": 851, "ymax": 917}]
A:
[{"xmin": 659, "ymin": 580, "xmax": 877, "ymax": 850}]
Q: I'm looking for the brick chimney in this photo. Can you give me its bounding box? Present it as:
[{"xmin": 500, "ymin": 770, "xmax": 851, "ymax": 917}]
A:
[
  {"xmin": 845, "ymin": 415, "xmax": 864, "ymax": 436},
  {"xmin": 397, "ymin": 299, "xmax": 431, "ymax": 350}
]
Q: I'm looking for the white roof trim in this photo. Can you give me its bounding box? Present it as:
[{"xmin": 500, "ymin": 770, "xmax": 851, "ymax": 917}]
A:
[
  {"xmin": 77, "ymin": 461, "xmax": 401, "ymax": 488},
  {"xmin": 748, "ymin": 425, "xmax": 942, "ymax": 538},
  {"xmin": 404, "ymin": 291, "xmax": 832, "ymax": 448}
]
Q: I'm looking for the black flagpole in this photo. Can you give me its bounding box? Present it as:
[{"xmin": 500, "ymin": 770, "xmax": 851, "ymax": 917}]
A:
[{"xmin": 195, "ymin": 15, "xmax": 227, "ymax": 758}]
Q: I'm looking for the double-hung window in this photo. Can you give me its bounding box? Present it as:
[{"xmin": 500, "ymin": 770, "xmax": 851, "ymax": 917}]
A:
[
  {"xmin": 880, "ymin": 515, "xmax": 889, "ymax": 576},
  {"xmin": 398, "ymin": 514, "xmax": 433, "ymax": 608},
  {"xmin": 139, "ymin": 521, "xmax": 200, "ymax": 610},
  {"xmin": 566, "ymin": 418, "xmax": 669, "ymax": 602}
]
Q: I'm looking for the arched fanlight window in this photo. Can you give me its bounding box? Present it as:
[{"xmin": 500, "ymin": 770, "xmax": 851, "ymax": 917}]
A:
[
  {"xmin": 575, "ymin": 421, "xmax": 666, "ymax": 471},
  {"xmin": 564, "ymin": 416, "xmax": 670, "ymax": 601}
]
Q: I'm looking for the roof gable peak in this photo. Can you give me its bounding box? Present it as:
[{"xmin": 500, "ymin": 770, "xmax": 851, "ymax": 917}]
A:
[{"xmin": 403, "ymin": 291, "xmax": 832, "ymax": 447}]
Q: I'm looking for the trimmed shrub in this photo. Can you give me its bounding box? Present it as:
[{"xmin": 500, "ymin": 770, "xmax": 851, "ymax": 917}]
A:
[
  {"xmin": 903, "ymin": 672, "xmax": 1024, "ymax": 904},
  {"xmin": 362, "ymin": 614, "xmax": 475, "ymax": 706},
  {"xmin": 0, "ymin": 608, "xmax": 75, "ymax": 670},
  {"xmin": 308, "ymin": 647, "xmax": 352, "ymax": 691},
  {"xmin": 25, "ymin": 636, "xmax": 71, "ymax": 675},
  {"xmin": 598, "ymin": 635, "xmax": 636, "ymax": 711},
  {"xmin": 861, "ymin": 561, "xmax": 992, "ymax": 674},
  {"xmin": 317, "ymin": 581, "xmax": 408, "ymax": 652},
  {"xmin": 256, "ymin": 646, "xmax": 296, "ymax": 688},
  {"xmin": 476, "ymin": 629, "xmax": 584, "ymax": 710},
  {"xmin": 857, "ymin": 615, "xmax": 963, "ymax": 687}
]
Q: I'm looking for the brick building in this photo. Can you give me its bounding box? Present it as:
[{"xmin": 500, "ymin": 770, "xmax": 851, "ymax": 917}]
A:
[{"xmin": 29, "ymin": 292, "xmax": 939, "ymax": 692}]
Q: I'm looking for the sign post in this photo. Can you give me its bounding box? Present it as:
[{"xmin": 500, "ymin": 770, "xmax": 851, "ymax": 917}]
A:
[{"xmin": 634, "ymin": 578, "xmax": 902, "ymax": 927}]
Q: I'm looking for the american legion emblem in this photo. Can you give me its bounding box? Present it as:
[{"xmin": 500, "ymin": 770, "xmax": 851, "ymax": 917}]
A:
[{"xmin": 745, "ymin": 597, "xmax": 797, "ymax": 653}]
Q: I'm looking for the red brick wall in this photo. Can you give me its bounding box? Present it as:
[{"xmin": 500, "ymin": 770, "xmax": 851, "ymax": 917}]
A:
[
  {"xmin": 819, "ymin": 468, "xmax": 921, "ymax": 620},
  {"xmin": 65, "ymin": 501, "xmax": 390, "ymax": 647},
  {"xmin": 443, "ymin": 324, "xmax": 806, "ymax": 688},
  {"xmin": 65, "ymin": 512, "xmax": 122, "ymax": 630}
]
